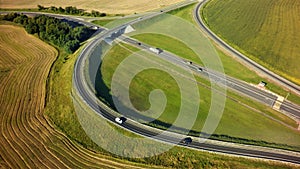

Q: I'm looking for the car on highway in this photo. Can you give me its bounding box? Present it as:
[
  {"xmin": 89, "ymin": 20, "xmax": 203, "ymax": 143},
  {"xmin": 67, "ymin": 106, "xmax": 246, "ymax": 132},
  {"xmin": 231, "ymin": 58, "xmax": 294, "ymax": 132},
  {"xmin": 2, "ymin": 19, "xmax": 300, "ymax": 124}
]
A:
[
  {"xmin": 186, "ymin": 61, "xmax": 192, "ymax": 64},
  {"xmin": 149, "ymin": 47, "xmax": 163, "ymax": 54},
  {"xmin": 181, "ymin": 137, "xmax": 192, "ymax": 145},
  {"xmin": 197, "ymin": 67, "xmax": 203, "ymax": 72},
  {"xmin": 115, "ymin": 117, "xmax": 127, "ymax": 124}
]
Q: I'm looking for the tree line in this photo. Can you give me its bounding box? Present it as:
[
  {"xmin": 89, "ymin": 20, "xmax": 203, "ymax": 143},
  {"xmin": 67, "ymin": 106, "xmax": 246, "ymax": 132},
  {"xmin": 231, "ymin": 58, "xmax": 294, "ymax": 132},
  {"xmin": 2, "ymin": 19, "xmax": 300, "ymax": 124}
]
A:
[
  {"xmin": 37, "ymin": 5, "xmax": 107, "ymax": 17},
  {"xmin": 1, "ymin": 13, "xmax": 96, "ymax": 53}
]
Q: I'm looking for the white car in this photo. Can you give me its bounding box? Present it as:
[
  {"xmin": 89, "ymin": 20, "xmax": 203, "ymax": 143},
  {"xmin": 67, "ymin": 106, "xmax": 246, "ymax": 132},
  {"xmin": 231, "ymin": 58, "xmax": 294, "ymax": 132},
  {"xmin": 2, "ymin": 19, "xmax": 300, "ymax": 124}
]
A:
[
  {"xmin": 186, "ymin": 61, "xmax": 192, "ymax": 64},
  {"xmin": 115, "ymin": 117, "xmax": 126, "ymax": 124}
]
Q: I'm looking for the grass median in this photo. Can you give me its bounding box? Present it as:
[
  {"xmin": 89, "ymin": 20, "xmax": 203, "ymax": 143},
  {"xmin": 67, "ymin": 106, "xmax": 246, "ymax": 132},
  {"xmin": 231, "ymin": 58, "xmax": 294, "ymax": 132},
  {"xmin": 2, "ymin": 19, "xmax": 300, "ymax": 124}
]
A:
[{"xmin": 99, "ymin": 42, "xmax": 300, "ymax": 150}]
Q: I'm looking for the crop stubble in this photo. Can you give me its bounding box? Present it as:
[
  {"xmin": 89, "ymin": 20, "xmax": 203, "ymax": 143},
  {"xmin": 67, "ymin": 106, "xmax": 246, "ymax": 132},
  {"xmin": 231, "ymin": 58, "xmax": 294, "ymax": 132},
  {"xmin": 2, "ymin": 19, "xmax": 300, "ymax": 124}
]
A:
[
  {"xmin": 0, "ymin": 25, "xmax": 147, "ymax": 168},
  {"xmin": 0, "ymin": 0, "xmax": 183, "ymax": 14}
]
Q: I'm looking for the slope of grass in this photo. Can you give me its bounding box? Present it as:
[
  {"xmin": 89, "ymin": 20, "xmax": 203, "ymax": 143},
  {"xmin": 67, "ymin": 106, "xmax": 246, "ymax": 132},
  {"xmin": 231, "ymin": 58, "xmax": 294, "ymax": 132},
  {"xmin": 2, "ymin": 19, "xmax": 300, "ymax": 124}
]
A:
[
  {"xmin": 92, "ymin": 17, "xmax": 138, "ymax": 29},
  {"xmin": 92, "ymin": 19, "xmax": 115, "ymax": 26},
  {"xmin": 167, "ymin": 2, "xmax": 196, "ymax": 24},
  {"xmin": 202, "ymin": 0, "xmax": 300, "ymax": 85}
]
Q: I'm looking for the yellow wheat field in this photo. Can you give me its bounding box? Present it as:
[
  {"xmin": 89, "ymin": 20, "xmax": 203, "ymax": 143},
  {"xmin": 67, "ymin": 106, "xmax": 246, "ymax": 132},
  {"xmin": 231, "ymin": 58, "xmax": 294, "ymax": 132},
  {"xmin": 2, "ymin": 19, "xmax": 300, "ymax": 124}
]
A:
[
  {"xmin": 0, "ymin": 24, "xmax": 147, "ymax": 168},
  {"xmin": 0, "ymin": 0, "xmax": 184, "ymax": 14}
]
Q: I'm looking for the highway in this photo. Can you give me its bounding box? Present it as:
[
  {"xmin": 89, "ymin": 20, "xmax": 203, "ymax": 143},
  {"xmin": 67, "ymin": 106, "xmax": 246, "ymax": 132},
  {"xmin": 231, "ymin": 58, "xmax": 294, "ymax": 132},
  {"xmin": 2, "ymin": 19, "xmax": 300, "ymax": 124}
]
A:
[
  {"xmin": 194, "ymin": 0, "xmax": 300, "ymax": 97},
  {"xmin": 71, "ymin": 3, "xmax": 300, "ymax": 165},
  {"xmin": 5, "ymin": 2, "xmax": 298, "ymax": 165},
  {"xmin": 73, "ymin": 33, "xmax": 300, "ymax": 165}
]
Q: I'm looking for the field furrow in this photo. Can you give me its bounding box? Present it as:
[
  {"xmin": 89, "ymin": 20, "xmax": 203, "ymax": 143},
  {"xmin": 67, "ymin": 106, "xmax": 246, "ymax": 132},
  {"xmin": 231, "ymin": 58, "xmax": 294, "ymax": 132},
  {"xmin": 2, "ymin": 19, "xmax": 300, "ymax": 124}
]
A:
[
  {"xmin": 0, "ymin": 24, "xmax": 150, "ymax": 168},
  {"xmin": 4, "ymin": 60, "xmax": 58, "ymax": 168},
  {"xmin": 0, "ymin": 25, "xmax": 73, "ymax": 168}
]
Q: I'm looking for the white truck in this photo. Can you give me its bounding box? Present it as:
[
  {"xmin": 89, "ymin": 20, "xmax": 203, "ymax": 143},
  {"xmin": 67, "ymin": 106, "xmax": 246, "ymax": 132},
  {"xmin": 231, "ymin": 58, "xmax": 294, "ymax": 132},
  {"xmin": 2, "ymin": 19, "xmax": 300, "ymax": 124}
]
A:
[{"xmin": 149, "ymin": 47, "xmax": 162, "ymax": 54}]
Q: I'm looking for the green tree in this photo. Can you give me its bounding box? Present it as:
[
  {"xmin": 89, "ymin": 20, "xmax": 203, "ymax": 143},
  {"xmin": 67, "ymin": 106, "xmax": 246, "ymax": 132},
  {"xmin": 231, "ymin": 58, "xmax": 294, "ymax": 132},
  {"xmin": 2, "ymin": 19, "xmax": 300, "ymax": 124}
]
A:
[
  {"xmin": 13, "ymin": 15, "xmax": 28, "ymax": 25},
  {"xmin": 37, "ymin": 5, "xmax": 45, "ymax": 11}
]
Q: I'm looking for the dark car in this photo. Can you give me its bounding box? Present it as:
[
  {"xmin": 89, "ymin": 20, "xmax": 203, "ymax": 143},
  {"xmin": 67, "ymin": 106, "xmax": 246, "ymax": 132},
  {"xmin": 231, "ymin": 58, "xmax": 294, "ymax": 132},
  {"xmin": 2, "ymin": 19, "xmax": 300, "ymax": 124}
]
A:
[{"xmin": 181, "ymin": 137, "xmax": 192, "ymax": 145}]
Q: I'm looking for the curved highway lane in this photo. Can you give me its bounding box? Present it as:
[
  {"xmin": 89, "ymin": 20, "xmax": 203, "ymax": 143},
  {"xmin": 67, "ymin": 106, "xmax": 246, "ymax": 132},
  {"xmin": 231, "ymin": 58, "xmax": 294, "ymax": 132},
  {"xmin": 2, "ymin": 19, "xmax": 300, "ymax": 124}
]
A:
[{"xmin": 72, "ymin": 9, "xmax": 300, "ymax": 165}]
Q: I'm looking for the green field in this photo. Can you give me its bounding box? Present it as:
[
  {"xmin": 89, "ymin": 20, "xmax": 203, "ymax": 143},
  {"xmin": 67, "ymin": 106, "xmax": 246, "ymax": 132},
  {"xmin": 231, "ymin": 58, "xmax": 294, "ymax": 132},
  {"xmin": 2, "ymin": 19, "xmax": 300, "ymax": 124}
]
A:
[{"xmin": 202, "ymin": 0, "xmax": 300, "ymax": 86}]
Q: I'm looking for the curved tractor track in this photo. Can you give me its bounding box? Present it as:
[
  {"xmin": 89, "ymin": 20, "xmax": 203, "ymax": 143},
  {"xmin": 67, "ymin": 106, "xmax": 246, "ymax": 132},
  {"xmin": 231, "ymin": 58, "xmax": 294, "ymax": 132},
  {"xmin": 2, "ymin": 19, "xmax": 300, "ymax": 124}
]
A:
[{"xmin": 0, "ymin": 25, "xmax": 145, "ymax": 168}]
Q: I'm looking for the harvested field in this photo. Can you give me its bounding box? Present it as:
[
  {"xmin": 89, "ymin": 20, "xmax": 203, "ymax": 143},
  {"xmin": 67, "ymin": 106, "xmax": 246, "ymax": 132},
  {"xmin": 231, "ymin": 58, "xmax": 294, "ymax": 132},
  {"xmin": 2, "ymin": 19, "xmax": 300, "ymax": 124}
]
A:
[
  {"xmin": 0, "ymin": 25, "xmax": 151, "ymax": 168},
  {"xmin": 0, "ymin": 0, "xmax": 183, "ymax": 14}
]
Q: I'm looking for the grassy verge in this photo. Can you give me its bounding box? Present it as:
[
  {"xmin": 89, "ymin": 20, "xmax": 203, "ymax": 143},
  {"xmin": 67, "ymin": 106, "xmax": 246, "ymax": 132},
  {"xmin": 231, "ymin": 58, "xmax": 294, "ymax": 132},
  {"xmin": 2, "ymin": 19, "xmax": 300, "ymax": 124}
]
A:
[
  {"xmin": 167, "ymin": 2, "xmax": 196, "ymax": 24},
  {"xmin": 45, "ymin": 45, "xmax": 104, "ymax": 151},
  {"xmin": 92, "ymin": 19, "xmax": 115, "ymax": 26}
]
